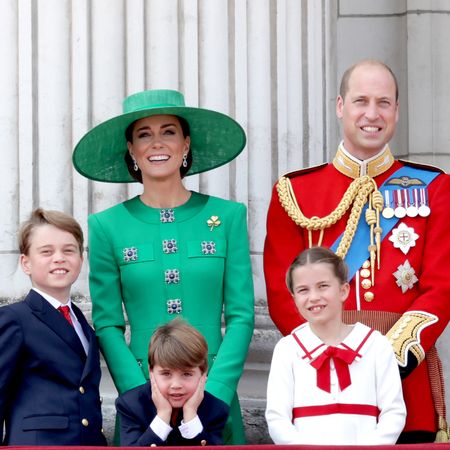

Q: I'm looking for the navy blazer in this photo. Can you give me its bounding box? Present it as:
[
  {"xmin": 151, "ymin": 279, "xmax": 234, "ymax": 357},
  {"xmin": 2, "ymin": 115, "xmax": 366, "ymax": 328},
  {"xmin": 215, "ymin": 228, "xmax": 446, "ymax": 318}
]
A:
[
  {"xmin": 116, "ymin": 382, "xmax": 229, "ymax": 446},
  {"xmin": 0, "ymin": 289, "xmax": 106, "ymax": 446}
]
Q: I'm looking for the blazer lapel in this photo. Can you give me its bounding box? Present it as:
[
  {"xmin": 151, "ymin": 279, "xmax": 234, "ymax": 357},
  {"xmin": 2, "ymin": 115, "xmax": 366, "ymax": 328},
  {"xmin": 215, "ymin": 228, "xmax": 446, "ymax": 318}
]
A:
[
  {"xmin": 72, "ymin": 304, "xmax": 99, "ymax": 379},
  {"xmin": 26, "ymin": 290, "xmax": 86, "ymax": 361}
]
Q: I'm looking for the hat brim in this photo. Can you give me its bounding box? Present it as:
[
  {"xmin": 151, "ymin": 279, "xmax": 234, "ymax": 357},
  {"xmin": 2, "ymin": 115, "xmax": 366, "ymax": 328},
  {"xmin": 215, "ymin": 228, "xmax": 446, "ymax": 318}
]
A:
[{"xmin": 72, "ymin": 106, "xmax": 246, "ymax": 183}]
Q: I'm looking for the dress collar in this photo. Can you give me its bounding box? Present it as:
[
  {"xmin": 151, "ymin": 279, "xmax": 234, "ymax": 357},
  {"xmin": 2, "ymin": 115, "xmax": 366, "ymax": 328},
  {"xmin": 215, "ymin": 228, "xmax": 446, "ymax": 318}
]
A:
[
  {"xmin": 124, "ymin": 190, "xmax": 208, "ymax": 224},
  {"xmin": 332, "ymin": 142, "xmax": 394, "ymax": 179},
  {"xmin": 292, "ymin": 322, "xmax": 372, "ymax": 358}
]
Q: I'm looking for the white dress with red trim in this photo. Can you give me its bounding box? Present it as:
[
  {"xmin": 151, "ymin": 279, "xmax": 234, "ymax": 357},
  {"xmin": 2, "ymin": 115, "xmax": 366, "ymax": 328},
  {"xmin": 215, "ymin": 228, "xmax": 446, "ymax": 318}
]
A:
[{"xmin": 265, "ymin": 322, "xmax": 406, "ymax": 445}]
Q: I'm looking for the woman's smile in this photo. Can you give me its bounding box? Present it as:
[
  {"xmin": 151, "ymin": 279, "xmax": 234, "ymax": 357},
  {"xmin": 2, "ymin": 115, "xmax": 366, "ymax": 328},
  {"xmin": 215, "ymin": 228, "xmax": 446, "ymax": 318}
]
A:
[{"xmin": 148, "ymin": 154, "xmax": 170, "ymax": 162}]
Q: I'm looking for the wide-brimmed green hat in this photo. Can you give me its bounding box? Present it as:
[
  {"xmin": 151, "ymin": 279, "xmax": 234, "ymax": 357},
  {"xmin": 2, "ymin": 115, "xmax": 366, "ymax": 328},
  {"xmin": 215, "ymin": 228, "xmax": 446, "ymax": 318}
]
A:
[{"xmin": 72, "ymin": 89, "xmax": 246, "ymax": 182}]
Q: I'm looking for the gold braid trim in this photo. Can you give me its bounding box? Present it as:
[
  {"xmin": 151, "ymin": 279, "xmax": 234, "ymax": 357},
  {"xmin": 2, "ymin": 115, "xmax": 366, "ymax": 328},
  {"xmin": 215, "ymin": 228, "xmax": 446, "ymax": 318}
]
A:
[
  {"xmin": 436, "ymin": 414, "xmax": 450, "ymax": 442},
  {"xmin": 276, "ymin": 175, "xmax": 383, "ymax": 265},
  {"xmin": 433, "ymin": 349, "xmax": 450, "ymax": 442},
  {"xmin": 386, "ymin": 311, "xmax": 438, "ymax": 366},
  {"xmin": 343, "ymin": 310, "xmax": 448, "ymax": 442}
]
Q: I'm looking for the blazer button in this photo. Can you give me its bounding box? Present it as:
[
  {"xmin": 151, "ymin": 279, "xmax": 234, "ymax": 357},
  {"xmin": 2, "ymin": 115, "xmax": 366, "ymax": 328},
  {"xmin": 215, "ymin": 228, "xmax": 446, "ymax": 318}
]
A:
[
  {"xmin": 201, "ymin": 440, "xmax": 207, "ymax": 446},
  {"xmin": 79, "ymin": 386, "xmax": 85, "ymax": 394},
  {"xmin": 81, "ymin": 418, "xmax": 89, "ymax": 427}
]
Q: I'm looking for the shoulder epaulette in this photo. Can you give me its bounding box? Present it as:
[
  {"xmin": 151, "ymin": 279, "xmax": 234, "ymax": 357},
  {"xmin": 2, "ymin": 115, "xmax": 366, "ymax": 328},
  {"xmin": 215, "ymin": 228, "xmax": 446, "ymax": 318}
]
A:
[
  {"xmin": 398, "ymin": 159, "xmax": 445, "ymax": 175},
  {"xmin": 280, "ymin": 162, "xmax": 328, "ymax": 180}
]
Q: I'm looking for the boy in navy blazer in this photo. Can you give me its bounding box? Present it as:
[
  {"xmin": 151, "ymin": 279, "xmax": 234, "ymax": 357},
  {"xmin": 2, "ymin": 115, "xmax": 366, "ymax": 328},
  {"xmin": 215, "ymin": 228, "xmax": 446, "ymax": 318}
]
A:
[
  {"xmin": 0, "ymin": 208, "xmax": 106, "ymax": 445},
  {"xmin": 116, "ymin": 318, "xmax": 229, "ymax": 446}
]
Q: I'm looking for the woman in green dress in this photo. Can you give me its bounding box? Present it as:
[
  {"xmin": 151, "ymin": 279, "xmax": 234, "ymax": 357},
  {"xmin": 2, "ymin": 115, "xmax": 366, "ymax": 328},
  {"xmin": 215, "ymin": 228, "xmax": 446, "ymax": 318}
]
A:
[{"xmin": 72, "ymin": 89, "xmax": 254, "ymax": 444}]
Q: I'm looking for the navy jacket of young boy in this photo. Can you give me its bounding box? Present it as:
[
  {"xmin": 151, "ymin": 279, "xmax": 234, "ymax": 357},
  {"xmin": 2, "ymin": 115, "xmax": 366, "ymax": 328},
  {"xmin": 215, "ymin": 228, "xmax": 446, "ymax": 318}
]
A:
[
  {"xmin": 0, "ymin": 289, "xmax": 106, "ymax": 446},
  {"xmin": 116, "ymin": 382, "xmax": 230, "ymax": 446}
]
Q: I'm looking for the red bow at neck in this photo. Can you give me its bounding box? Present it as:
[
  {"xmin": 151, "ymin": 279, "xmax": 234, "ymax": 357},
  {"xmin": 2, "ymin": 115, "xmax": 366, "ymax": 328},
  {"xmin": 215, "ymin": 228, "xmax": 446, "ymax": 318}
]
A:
[{"xmin": 310, "ymin": 346, "xmax": 358, "ymax": 393}]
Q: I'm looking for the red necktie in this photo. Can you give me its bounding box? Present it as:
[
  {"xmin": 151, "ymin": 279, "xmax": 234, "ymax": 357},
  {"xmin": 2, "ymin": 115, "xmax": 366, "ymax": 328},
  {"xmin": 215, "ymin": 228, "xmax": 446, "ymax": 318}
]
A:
[
  {"xmin": 58, "ymin": 305, "xmax": 74, "ymax": 327},
  {"xmin": 310, "ymin": 346, "xmax": 358, "ymax": 393}
]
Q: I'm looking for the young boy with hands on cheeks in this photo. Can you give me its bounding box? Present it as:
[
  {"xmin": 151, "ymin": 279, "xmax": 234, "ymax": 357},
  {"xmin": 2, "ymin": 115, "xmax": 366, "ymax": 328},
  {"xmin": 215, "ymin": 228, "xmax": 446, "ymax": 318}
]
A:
[
  {"xmin": 265, "ymin": 247, "xmax": 406, "ymax": 445},
  {"xmin": 116, "ymin": 318, "xmax": 229, "ymax": 446}
]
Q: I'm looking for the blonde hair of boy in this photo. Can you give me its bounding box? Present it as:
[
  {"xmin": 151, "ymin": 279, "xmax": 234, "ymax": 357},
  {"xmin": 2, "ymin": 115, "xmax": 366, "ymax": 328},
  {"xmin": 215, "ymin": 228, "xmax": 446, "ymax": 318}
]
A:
[
  {"xmin": 18, "ymin": 208, "xmax": 84, "ymax": 256},
  {"xmin": 148, "ymin": 318, "xmax": 208, "ymax": 374}
]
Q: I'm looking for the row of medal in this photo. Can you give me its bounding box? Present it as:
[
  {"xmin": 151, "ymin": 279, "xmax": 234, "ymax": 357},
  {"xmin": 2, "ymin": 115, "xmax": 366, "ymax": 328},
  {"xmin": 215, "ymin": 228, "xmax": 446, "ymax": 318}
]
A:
[{"xmin": 382, "ymin": 188, "xmax": 430, "ymax": 219}]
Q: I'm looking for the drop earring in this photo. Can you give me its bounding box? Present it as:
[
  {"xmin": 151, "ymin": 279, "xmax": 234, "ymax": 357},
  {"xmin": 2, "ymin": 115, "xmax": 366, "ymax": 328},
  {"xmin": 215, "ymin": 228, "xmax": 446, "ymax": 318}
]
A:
[
  {"xmin": 182, "ymin": 153, "xmax": 188, "ymax": 168},
  {"xmin": 132, "ymin": 157, "xmax": 138, "ymax": 171}
]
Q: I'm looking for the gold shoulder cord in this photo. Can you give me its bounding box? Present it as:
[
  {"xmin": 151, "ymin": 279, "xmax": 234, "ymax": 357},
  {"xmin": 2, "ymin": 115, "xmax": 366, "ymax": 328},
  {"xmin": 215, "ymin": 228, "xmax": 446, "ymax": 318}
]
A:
[{"xmin": 277, "ymin": 175, "xmax": 384, "ymax": 283}]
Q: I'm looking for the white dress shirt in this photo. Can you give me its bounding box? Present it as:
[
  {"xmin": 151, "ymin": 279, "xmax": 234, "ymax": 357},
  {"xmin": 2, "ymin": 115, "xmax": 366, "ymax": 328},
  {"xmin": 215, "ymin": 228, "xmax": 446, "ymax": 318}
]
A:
[{"xmin": 150, "ymin": 414, "xmax": 203, "ymax": 441}]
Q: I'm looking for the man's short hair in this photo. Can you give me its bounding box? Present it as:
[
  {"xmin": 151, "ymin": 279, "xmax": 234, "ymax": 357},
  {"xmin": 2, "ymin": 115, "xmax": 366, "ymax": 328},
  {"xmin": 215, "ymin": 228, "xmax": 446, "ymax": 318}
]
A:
[{"xmin": 339, "ymin": 59, "xmax": 399, "ymax": 101}]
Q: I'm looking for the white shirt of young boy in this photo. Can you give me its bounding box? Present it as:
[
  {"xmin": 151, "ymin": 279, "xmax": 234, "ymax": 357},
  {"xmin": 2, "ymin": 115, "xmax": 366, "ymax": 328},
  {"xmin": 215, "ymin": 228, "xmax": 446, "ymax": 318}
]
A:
[
  {"xmin": 151, "ymin": 414, "xmax": 203, "ymax": 440},
  {"xmin": 32, "ymin": 287, "xmax": 89, "ymax": 354}
]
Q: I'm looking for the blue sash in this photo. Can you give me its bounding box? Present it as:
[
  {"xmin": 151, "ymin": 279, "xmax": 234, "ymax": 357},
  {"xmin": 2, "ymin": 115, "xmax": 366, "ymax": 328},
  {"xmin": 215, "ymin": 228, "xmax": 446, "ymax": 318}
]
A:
[{"xmin": 330, "ymin": 166, "xmax": 440, "ymax": 280}]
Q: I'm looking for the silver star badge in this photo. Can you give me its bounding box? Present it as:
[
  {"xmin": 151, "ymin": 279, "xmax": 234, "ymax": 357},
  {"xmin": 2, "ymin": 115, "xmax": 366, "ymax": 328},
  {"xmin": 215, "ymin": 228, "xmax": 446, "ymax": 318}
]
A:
[
  {"xmin": 389, "ymin": 223, "xmax": 419, "ymax": 255},
  {"xmin": 393, "ymin": 260, "xmax": 418, "ymax": 293}
]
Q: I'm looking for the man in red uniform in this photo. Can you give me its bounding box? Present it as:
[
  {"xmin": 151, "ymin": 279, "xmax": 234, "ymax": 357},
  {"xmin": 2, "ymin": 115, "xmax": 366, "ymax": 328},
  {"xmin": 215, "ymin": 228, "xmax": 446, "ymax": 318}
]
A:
[{"xmin": 264, "ymin": 59, "xmax": 450, "ymax": 443}]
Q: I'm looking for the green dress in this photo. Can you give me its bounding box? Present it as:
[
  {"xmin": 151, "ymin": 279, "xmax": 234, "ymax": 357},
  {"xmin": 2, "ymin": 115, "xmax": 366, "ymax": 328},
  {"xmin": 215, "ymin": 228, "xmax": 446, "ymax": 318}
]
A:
[{"xmin": 88, "ymin": 192, "xmax": 254, "ymax": 444}]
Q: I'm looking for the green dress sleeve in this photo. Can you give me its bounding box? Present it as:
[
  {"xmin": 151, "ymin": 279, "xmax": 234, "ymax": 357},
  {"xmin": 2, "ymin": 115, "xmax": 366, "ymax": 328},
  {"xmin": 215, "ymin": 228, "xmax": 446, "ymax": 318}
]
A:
[
  {"xmin": 205, "ymin": 202, "xmax": 255, "ymax": 405},
  {"xmin": 88, "ymin": 213, "xmax": 146, "ymax": 394}
]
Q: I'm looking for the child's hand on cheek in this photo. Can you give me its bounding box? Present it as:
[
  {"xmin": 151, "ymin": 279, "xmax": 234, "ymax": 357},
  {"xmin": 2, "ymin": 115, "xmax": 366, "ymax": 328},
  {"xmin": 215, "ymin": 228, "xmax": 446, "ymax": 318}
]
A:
[
  {"xmin": 150, "ymin": 372, "xmax": 172, "ymax": 424},
  {"xmin": 183, "ymin": 373, "xmax": 206, "ymax": 422}
]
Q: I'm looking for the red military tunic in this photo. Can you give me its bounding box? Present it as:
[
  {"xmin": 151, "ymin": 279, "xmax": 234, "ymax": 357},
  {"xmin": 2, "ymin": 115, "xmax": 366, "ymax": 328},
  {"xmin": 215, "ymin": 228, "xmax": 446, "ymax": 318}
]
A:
[{"xmin": 264, "ymin": 145, "xmax": 450, "ymax": 434}]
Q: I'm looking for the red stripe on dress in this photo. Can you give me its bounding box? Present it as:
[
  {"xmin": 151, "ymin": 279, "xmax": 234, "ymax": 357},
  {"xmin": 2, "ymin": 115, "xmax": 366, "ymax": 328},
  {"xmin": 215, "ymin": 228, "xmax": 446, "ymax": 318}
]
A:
[
  {"xmin": 291, "ymin": 332, "xmax": 313, "ymax": 360},
  {"xmin": 293, "ymin": 403, "xmax": 380, "ymax": 419},
  {"xmin": 291, "ymin": 332, "xmax": 325, "ymax": 361},
  {"xmin": 354, "ymin": 327, "xmax": 375, "ymax": 353},
  {"xmin": 340, "ymin": 327, "xmax": 375, "ymax": 357}
]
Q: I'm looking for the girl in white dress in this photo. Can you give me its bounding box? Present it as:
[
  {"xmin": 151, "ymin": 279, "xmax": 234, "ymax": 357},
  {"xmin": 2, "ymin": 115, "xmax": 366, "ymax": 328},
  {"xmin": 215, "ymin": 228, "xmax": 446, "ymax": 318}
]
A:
[{"xmin": 265, "ymin": 247, "xmax": 406, "ymax": 445}]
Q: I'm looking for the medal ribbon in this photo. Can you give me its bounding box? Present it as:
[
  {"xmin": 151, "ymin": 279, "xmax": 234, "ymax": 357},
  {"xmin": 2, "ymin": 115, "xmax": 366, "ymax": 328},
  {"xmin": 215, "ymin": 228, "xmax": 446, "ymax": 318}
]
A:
[
  {"xmin": 310, "ymin": 346, "xmax": 358, "ymax": 393},
  {"xmin": 331, "ymin": 166, "xmax": 440, "ymax": 280}
]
